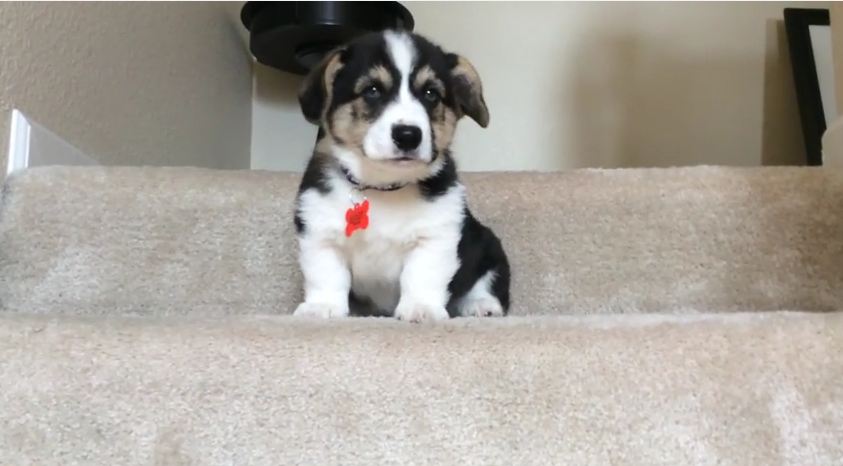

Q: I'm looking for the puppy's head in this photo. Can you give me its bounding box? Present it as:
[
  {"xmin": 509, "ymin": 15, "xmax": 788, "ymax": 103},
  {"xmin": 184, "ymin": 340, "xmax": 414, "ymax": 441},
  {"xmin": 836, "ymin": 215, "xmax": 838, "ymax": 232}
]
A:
[{"xmin": 299, "ymin": 30, "xmax": 488, "ymax": 183}]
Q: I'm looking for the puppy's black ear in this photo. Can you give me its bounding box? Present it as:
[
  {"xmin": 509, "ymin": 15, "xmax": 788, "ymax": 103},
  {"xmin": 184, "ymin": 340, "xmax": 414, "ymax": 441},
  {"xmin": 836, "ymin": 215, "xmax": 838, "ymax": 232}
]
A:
[
  {"xmin": 298, "ymin": 48, "xmax": 346, "ymax": 124},
  {"xmin": 447, "ymin": 53, "xmax": 489, "ymax": 128}
]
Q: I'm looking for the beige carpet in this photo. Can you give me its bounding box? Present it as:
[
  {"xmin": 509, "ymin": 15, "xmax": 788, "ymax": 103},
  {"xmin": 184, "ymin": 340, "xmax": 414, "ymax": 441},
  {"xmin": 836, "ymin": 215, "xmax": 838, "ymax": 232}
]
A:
[
  {"xmin": 2, "ymin": 166, "xmax": 843, "ymax": 316},
  {"xmin": 1, "ymin": 312, "xmax": 842, "ymax": 465},
  {"xmin": 2, "ymin": 165, "xmax": 843, "ymax": 465}
]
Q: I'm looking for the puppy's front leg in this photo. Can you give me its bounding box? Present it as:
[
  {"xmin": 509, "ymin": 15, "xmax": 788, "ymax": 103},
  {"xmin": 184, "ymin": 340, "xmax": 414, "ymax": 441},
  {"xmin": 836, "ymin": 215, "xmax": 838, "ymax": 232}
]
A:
[
  {"xmin": 294, "ymin": 238, "xmax": 350, "ymax": 318},
  {"xmin": 394, "ymin": 237, "xmax": 459, "ymax": 322}
]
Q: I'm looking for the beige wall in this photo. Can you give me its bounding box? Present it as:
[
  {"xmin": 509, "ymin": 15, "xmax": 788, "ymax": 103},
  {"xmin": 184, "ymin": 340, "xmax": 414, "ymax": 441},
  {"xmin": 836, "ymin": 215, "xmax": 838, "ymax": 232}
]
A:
[
  {"xmin": 252, "ymin": 1, "xmax": 814, "ymax": 172},
  {"xmin": 0, "ymin": 2, "xmax": 253, "ymax": 172}
]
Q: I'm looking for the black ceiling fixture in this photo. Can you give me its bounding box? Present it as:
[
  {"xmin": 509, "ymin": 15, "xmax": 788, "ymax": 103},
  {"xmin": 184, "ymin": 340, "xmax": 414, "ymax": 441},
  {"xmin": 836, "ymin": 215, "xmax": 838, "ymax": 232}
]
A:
[{"xmin": 241, "ymin": 1, "xmax": 415, "ymax": 75}]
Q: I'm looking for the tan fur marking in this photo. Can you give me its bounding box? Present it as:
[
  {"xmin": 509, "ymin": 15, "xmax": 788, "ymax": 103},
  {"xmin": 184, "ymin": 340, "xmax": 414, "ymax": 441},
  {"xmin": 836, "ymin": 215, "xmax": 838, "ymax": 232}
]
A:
[
  {"xmin": 354, "ymin": 65, "xmax": 393, "ymax": 93},
  {"xmin": 451, "ymin": 56, "xmax": 480, "ymax": 85},
  {"xmin": 450, "ymin": 55, "xmax": 489, "ymax": 127},
  {"xmin": 432, "ymin": 107, "xmax": 458, "ymax": 152},
  {"xmin": 329, "ymin": 65, "xmax": 388, "ymax": 147},
  {"xmin": 413, "ymin": 66, "xmax": 445, "ymax": 95},
  {"xmin": 319, "ymin": 52, "xmax": 345, "ymax": 122},
  {"xmin": 330, "ymin": 100, "xmax": 370, "ymax": 148}
]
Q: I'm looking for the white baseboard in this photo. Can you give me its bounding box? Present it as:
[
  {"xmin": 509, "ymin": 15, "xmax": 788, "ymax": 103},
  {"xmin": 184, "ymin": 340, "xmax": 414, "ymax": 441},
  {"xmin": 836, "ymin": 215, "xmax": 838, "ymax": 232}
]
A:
[
  {"xmin": 6, "ymin": 109, "xmax": 31, "ymax": 176},
  {"xmin": 6, "ymin": 109, "xmax": 97, "ymax": 176}
]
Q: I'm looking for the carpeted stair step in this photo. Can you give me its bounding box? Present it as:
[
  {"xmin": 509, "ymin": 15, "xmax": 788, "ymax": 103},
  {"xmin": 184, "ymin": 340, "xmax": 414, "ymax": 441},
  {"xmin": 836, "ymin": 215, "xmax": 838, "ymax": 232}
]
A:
[
  {"xmin": 0, "ymin": 312, "xmax": 841, "ymax": 465},
  {"xmin": 2, "ymin": 165, "xmax": 842, "ymax": 316}
]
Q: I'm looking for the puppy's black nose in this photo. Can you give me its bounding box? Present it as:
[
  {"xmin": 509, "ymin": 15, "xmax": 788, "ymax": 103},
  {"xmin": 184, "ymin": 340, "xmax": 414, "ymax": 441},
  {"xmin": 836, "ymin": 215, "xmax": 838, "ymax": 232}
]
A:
[{"xmin": 392, "ymin": 125, "xmax": 422, "ymax": 152}]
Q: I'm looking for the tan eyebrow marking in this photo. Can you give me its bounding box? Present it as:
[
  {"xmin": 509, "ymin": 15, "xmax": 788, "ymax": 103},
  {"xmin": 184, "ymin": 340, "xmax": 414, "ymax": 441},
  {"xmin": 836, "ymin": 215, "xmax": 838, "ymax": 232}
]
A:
[
  {"xmin": 413, "ymin": 66, "xmax": 445, "ymax": 95},
  {"xmin": 354, "ymin": 65, "xmax": 393, "ymax": 93}
]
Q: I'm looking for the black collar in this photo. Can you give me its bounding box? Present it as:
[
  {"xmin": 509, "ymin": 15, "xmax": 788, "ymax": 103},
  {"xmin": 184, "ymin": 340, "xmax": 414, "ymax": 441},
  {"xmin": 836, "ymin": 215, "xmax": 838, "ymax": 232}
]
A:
[{"xmin": 340, "ymin": 166, "xmax": 408, "ymax": 192}]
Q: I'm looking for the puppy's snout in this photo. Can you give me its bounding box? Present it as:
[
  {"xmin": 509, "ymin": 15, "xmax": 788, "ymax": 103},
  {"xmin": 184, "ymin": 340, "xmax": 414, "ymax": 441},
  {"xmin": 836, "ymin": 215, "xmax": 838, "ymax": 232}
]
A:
[{"xmin": 392, "ymin": 124, "xmax": 422, "ymax": 152}]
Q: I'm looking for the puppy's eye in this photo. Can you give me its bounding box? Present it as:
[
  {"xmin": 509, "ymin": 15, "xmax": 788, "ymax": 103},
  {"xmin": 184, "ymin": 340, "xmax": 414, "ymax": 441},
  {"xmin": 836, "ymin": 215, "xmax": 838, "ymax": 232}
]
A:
[
  {"xmin": 423, "ymin": 87, "xmax": 441, "ymax": 103},
  {"xmin": 362, "ymin": 84, "xmax": 382, "ymax": 100}
]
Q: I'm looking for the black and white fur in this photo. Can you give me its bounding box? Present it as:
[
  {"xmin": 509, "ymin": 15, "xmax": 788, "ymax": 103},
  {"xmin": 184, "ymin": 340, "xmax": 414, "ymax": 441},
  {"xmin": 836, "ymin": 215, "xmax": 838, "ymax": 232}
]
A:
[{"xmin": 293, "ymin": 30, "xmax": 510, "ymax": 322}]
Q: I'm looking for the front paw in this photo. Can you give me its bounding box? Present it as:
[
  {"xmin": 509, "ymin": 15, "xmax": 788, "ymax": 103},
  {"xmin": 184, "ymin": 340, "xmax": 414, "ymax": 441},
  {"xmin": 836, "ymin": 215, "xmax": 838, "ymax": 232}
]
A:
[
  {"xmin": 394, "ymin": 302, "xmax": 449, "ymax": 323},
  {"xmin": 293, "ymin": 302, "xmax": 349, "ymax": 319}
]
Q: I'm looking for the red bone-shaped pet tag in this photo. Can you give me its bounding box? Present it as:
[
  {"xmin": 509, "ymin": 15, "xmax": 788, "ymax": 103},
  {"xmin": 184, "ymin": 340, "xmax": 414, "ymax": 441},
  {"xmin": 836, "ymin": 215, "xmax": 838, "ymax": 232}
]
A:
[{"xmin": 345, "ymin": 199, "xmax": 370, "ymax": 237}]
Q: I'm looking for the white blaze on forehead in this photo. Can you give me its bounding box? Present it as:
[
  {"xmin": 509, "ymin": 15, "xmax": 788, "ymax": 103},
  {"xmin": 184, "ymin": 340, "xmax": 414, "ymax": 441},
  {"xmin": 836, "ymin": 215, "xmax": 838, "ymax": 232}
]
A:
[
  {"xmin": 362, "ymin": 31, "xmax": 433, "ymax": 164},
  {"xmin": 384, "ymin": 31, "xmax": 416, "ymax": 80}
]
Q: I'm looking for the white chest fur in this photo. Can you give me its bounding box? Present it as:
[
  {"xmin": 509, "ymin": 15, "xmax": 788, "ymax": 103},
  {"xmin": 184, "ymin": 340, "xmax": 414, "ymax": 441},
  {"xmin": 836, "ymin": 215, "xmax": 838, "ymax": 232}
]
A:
[{"xmin": 297, "ymin": 181, "xmax": 466, "ymax": 313}]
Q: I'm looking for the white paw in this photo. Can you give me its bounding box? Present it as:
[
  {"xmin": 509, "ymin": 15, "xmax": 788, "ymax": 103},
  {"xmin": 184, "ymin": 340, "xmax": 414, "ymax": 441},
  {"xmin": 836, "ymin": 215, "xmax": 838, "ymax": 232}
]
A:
[
  {"xmin": 293, "ymin": 302, "xmax": 349, "ymax": 319},
  {"xmin": 394, "ymin": 302, "xmax": 449, "ymax": 323},
  {"xmin": 460, "ymin": 297, "xmax": 504, "ymax": 318}
]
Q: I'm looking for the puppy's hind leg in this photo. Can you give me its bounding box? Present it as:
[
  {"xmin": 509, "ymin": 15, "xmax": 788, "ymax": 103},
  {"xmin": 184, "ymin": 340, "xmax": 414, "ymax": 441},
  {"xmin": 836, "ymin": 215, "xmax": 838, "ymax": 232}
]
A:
[{"xmin": 455, "ymin": 270, "xmax": 505, "ymax": 318}]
